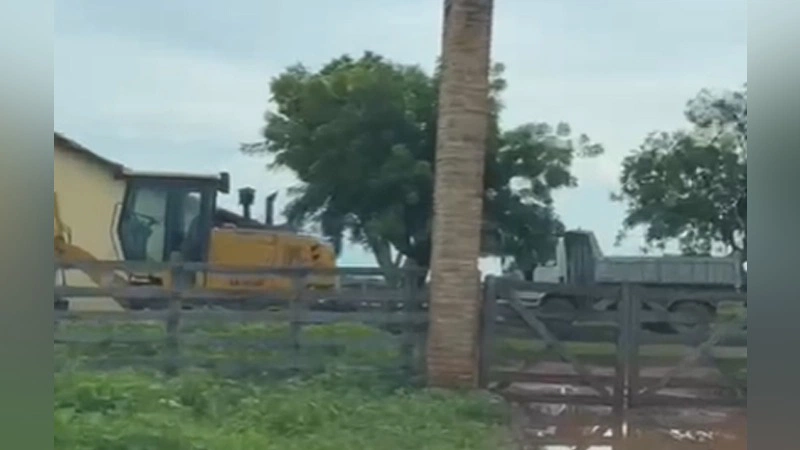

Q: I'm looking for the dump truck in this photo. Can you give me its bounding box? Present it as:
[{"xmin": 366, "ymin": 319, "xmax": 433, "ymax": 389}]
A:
[
  {"xmin": 515, "ymin": 230, "xmax": 746, "ymax": 335},
  {"xmin": 54, "ymin": 167, "xmax": 337, "ymax": 310}
]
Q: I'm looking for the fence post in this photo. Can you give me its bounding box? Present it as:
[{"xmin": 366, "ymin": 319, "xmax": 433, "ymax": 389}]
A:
[
  {"xmin": 627, "ymin": 284, "xmax": 642, "ymax": 408},
  {"xmin": 164, "ymin": 252, "xmax": 184, "ymax": 377},
  {"xmin": 478, "ymin": 276, "xmax": 498, "ymax": 388},
  {"xmin": 289, "ymin": 270, "xmax": 307, "ymax": 374},
  {"xmin": 400, "ymin": 270, "xmax": 417, "ymax": 378},
  {"xmin": 614, "ymin": 283, "xmax": 633, "ymax": 442}
]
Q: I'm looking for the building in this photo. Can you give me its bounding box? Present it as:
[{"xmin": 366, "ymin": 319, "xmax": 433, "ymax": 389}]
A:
[{"xmin": 55, "ymin": 133, "xmax": 130, "ymax": 311}]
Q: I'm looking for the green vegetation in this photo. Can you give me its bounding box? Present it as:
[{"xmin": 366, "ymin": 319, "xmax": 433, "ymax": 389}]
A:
[
  {"xmin": 56, "ymin": 321, "xmax": 509, "ymax": 449},
  {"xmin": 55, "ymin": 314, "xmax": 747, "ymax": 449},
  {"xmin": 55, "ymin": 369, "xmax": 510, "ymax": 450},
  {"xmin": 55, "ymin": 321, "xmax": 418, "ymax": 381},
  {"xmin": 614, "ymin": 85, "xmax": 747, "ymax": 258},
  {"xmin": 242, "ymin": 52, "xmax": 603, "ymax": 281}
]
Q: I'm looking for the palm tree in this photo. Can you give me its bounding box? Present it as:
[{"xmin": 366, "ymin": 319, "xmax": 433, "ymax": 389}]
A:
[{"xmin": 427, "ymin": 0, "xmax": 495, "ymax": 388}]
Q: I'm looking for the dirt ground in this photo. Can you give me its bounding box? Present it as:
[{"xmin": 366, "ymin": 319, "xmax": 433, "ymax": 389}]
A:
[{"xmin": 502, "ymin": 393, "xmax": 746, "ymax": 449}]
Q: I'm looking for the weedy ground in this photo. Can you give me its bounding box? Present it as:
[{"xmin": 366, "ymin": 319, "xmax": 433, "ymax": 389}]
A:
[
  {"xmin": 54, "ymin": 317, "xmax": 746, "ymax": 450},
  {"xmin": 54, "ymin": 368, "xmax": 511, "ymax": 450},
  {"xmin": 55, "ymin": 321, "xmax": 511, "ymax": 450}
]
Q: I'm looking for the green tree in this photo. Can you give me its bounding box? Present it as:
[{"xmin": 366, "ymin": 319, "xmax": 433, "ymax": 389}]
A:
[
  {"xmin": 614, "ymin": 85, "xmax": 747, "ymax": 258},
  {"xmin": 244, "ymin": 52, "xmax": 603, "ymax": 283}
]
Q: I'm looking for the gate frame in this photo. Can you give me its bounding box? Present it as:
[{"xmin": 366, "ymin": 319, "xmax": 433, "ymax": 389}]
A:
[{"xmin": 478, "ymin": 275, "xmax": 747, "ymax": 442}]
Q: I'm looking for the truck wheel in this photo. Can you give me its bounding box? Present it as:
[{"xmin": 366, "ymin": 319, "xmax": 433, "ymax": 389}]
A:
[
  {"xmin": 540, "ymin": 297, "xmax": 577, "ymax": 339},
  {"xmin": 54, "ymin": 297, "xmax": 69, "ymax": 311},
  {"xmin": 127, "ymin": 299, "xmax": 146, "ymax": 311},
  {"xmin": 670, "ymin": 301, "xmax": 714, "ymax": 336}
]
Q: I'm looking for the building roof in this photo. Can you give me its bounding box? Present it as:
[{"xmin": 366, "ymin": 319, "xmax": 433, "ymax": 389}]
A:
[
  {"xmin": 54, "ymin": 132, "xmax": 125, "ymax": 175},
  {"xmin": 55, "ymin": 131, "xmax": 294, "ymax": 232}
]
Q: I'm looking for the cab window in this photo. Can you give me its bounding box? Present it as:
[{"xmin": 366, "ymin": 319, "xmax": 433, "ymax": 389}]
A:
[
  {"xmin": 118, "ymin": 182, "xmax": 214, "ymax": 263},
  {"xmin": 119, "ymin": 186, "xmax": 168, "ymax": 262}
]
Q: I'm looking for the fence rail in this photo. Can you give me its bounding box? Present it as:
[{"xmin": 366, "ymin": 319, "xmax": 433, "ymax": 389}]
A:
[{"xmin": 55, "ymin": 256, "xmax": 428, "ymax": 381}]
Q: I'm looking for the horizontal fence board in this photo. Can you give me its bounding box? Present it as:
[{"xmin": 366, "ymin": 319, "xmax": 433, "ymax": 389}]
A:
[
  {"xmin": 507, "ymin": 438, "xmax": 620, "ymax": 446},
  {"xmin": 57, "ymin": 356, "xmax": 412, "ymax": 372},
  {"xmin": 637, "ymin": 287, "xmax": 747, "ymax": 303},
  {"xmin": 630, "ymin": 394, "xmax": 746, "ymax": 409},
  {"xmin": 494, "ymin": 306, "xmax": 741, "ymax": 326},
  {"xmin": 500, "ymin": 390, "xmax": 615, "ymax": 407},
  {"xmin": 638, "ymin": 331, "xmax": 747, "ymax": 347},
  {"xmin": 507, "ymin": 409, "xmax": 619, "ymax": 427},
  {"xmin": 57, "ymin": 260, "xmax": 172, "ymax": 273},
  {"xmin": 55, "ymin": 286, "xmax": 425, "ymax": 303},
  {"xmin": 493, "ymin": 323, "xmax": 746, "ymax": 347},
  {"xmin": 55, "ymin": 309, "xmax": 429, "ymax": 326},
  {"xmin": 56, "ymin": 285, "xmax": 174, "ymax": 299},
  {"xmin": 53, "ymin": 332, "xmax": 416, "ymax": 350},
  {"xmin": 308, "ymin": 289, "xmax": 429, "ymax": 305},
  {"xmin": 492, "ymin": 368, "xmax": 744, "ymax": 391},
  {"xmin": 628, "ymin": 416, "xmax": 747, "ymax": 434},
  {"xmin": 493, "ymin": 306, "xmax": 621, "ymax": 323},
  {"xmin": 496, "ymin": 281, "xmax": 621, "ymax": 299},
  {"xmin": 493, "ymin": 341, "xmax": 746, "ymax": 362},
  {"xmin": 56, "ymin": 260, "xmax": 427, "ymax": 277},
  {"xmin": 55, "ymin": 333, "xmax": 415, "ymax": 350},
  {"xmin": 56, "ymin": 310, "xmax": 172, "ymax": 322},
  {"xmin": 494, "ymin": 326, "xmax": 619, "ymax": 343},
  {"xmin": 55, "ymin": 333, "xmax": 166, "ymax": 344}
]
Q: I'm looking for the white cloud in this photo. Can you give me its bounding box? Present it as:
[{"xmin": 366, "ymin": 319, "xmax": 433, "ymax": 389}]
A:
[{"xmin": 56, "ymin": 32, "xmax": 271, "ymax": 144}]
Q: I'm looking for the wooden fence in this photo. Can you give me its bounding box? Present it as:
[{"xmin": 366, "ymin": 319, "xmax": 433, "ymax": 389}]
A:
[
  {"xmin": 54, "ymin": 258, "xmax": 747, "ymax": 444},
  {"xmin": 54, "ymin": 257, "xmax": 429, "ymax": 382},
  {"xmin": 480, "ymin": 276, "xmax": 747, "ymax": 444}
]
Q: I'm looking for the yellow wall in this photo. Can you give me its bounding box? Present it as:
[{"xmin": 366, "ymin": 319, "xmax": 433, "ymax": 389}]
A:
[{"xmin": 54, "ymin": 143, "xmax": 126, "ymax": 310}]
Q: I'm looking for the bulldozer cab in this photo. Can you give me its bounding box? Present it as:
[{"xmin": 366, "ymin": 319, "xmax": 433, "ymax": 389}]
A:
[{"xmin": 116, "ymin": 170, "xmax": 229, "ymax": 284}]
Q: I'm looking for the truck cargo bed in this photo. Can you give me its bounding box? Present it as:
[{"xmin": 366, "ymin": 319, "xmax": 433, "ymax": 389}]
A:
[{"xmin": 595, "ymin": 256, "xmax": 743, "ymax": 287}]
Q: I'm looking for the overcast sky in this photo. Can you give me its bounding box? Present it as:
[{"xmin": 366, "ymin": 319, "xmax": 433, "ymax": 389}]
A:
[{"xmin": 54, "ymin": 0, "xmax": 746, "ymax": 269}]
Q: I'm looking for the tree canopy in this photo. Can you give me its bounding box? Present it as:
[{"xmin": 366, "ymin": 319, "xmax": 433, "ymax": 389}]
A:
[
  {"xmin": 244, "ymin": 52, "xmax": 603, "ymax": 282},
  {"xmin": 614, "ymin": 85, "xmax": 747, "ymax": 258}
]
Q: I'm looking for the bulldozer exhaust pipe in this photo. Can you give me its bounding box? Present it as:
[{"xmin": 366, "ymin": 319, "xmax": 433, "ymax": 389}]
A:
[
  {"xmin": 238, "ymin": 187, "xmax": 255, "ymax": 220},
  {"xmin": 265, "ymin": 191, "xmax": 277, "ymax": 226}
]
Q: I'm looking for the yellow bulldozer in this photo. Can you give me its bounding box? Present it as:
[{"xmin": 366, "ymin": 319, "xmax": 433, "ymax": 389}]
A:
[{"xmin": 54, "ymin": 168, "xmax": 338, "ymax": 310}]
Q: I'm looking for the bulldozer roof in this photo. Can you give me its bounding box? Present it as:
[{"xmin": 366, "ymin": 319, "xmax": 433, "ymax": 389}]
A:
[{"xmin": 120, "ymin": 168, "xmax": 230, "ymax": 192}]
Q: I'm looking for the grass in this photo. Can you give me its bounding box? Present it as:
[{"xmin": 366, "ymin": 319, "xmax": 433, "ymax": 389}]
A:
[
  {"xmin": 55, "ymin": 321, "xmax": 414, "ymax": 379},
  {"xmin": 54, "ymin": 369, "xmax": 510, "ymax": 450},
  {"xmin": 54, "ymin": 315, "xmax": 747, "ymax": 449},
  {"xmin": 55, "ymin": 320, "xmax": 510, "ymax": 449}
]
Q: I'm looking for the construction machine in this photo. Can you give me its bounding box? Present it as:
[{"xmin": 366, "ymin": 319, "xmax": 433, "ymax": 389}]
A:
[{"xmin": 54, "ymin": 169, "xmax": 338, "ymax": 310}]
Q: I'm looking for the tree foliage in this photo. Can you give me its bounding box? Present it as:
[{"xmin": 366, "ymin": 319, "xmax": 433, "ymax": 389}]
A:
[
  {"xmin": 614, "ymin": 85, "xmax": 747, "ymax": 257},
  {"xmin": 245, "ymin": 52, "xmax": 602, "ymax": 281}
]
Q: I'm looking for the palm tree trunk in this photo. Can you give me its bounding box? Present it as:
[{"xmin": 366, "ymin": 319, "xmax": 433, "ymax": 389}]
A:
[{"xmin": 427, "ymin": 0, "xmax": 494, "ymax": 389}]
